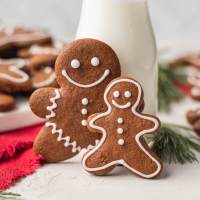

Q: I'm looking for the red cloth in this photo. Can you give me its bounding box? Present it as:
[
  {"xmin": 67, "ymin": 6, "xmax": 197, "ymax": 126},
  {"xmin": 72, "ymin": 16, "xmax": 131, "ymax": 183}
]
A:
[
  {"xmin": 0, "ymin": 125, "xmax": 43, "ymax": 190},
  {"xmin": 177, "ymin": 83, "xmax": 192, "ymax": 96}
]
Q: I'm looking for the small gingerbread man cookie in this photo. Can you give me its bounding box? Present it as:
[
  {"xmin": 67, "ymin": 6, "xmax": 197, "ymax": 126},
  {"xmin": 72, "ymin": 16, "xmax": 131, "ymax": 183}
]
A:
[
  {"xmin": 82, "ymin": 77, "xmax": 162, "ymax": 178},
  {"xmin": 29, "ymin": 38, "xmax": 121, "ymax": 162}
]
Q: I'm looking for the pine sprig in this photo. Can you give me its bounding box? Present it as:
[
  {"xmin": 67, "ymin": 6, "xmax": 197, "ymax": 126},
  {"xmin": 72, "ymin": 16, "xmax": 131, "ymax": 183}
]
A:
[
  {"xmin": 152, "ymin": 123, "xmax": 200, "ymax": 164},
  {"xmin": 0, "ymin": 191, "xmax": 21, "ymax": 199},
  {"xmin": 158, "ymin": 64, "xmax": 186, "ymax": 112}
]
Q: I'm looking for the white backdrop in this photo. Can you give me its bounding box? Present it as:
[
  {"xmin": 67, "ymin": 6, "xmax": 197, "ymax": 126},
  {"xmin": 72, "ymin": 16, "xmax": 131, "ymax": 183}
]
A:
[{"xmin": 0, "ymin": 0, "xmax": 199, "ymax": 43}]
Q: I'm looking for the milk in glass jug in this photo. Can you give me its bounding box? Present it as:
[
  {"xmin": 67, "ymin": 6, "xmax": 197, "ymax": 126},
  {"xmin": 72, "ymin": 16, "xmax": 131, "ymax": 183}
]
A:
[{"xmin": 76, "ymin": 0, "xmax": 158, "ymax": 114}]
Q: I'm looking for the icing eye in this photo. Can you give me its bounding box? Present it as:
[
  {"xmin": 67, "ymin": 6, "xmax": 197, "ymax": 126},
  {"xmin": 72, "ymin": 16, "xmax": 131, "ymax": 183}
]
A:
[
  {"xmin": 91, "ymin": 57, "xmax": 100, "ymax": 67},
  {"xmin": 113, "ymin": 91, "xmax": 120, "ymax": 98},
  {"xmin": 124, "ymin": 91, "xmax": 131, "ymax": 98},
  {"xmin": 71, "ymin": 59, "xmax": 80, "ymax": 69}
]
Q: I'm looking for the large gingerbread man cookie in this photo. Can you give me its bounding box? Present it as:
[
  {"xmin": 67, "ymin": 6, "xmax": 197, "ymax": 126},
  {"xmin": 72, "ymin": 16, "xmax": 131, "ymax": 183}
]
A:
[
  {"xmin": 82, "ymin": 77, "xmax": 163, "ymax": 178},
  {"xmin": 29, "ymin": 38, "xmax": 121, "ymax": 162}
]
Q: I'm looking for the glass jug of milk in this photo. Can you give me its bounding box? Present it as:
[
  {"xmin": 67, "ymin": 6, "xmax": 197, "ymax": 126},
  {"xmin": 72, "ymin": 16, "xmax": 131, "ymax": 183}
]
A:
[{"xmin": 76, "ymin": 0, "xmax": 158, "ymax": 114}]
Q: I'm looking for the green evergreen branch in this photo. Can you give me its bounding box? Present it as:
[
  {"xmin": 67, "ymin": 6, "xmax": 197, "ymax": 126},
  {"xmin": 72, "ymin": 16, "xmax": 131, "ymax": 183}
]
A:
[
  {"xmin": 158, "ymin": 64, "xmax": 187, "ymax": 112},
  {"xmin": 152, "ymin": 123, "xmax": 200, "ymax": 164},
  {"xmin": 0, "ymin": 191, "xmax": 21, "ymax": 199}
]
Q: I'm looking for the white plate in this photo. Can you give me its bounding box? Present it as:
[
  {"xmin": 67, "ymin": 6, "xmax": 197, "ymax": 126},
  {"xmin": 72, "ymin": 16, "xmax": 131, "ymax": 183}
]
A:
[{"xmin": 0, "ymin": 96, "xmax": 45, "ymax": 133}]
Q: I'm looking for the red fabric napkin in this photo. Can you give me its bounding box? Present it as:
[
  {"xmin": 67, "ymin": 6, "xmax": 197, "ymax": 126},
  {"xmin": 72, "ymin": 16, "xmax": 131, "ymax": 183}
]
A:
[{"xmin": 0, "ymin": 125, "xmax": 44, "ymax": 190}]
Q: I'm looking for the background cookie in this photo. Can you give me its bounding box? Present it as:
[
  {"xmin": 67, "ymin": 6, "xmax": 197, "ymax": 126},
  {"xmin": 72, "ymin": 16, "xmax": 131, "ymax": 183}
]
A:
[
  {"xmin": 17, "ymin": 41, "xmax": 63, "ymax": 58},
  {"xmin": 82, "ymin": 77, "xmax": 162, "ymax": 178},
  {"xmin": 31, "ymin": 66, "xmax": 57, "ymax": 89},
  {"xmin": 187, "ymin": 108, "xmax": 200, "ymax": 135},
  {"xmin": 0, "ymin": 25, "xmax": 52, "ymax": 58},
  {"xmin": 30, "ymin": 38, "xmax": 121, "ymax": 162},
  {"xmin": 186, "ymin": 68, "xmax": 200, "ymax": 101},
  {"xmin": 0, "ymin": 59, "xmax": 32, "ymax": 93},
  {"xmin": 0, "ymin": 93, "xmax": 15, "ymax": 112}
]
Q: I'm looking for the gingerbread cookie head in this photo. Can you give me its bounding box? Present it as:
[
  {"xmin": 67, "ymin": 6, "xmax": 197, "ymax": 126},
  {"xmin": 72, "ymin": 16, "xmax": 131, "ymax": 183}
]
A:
[
  {"xmin": 82, "ymin": 77, "xmax": 162, "ymax": 178},
  {"xmin": 106, "ymin": 78, "xmax": 144, "ymax": 111},
  {"xmin": 55, "ymin": 39, "xmax": 121, "ymax": 89}
]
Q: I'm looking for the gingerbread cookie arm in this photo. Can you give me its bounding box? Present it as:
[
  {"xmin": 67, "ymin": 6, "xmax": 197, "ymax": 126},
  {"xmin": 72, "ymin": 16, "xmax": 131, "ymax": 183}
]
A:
[
  {"xmin": 29, "ymin": 87, "xmax": 59, "ymax": 118},
  {"xmin": 138, "ymin": 114, "xmax": 161, "ymax": 134},
  {"xmin": 87, "ymin": 113, "xmax": 105, "ymax": 133}
]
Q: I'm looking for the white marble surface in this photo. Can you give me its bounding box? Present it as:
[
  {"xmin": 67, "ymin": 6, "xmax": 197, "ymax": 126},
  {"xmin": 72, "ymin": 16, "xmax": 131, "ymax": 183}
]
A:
[
  {"xmin": 0, "ymin": 0, "xmax": 199, "ymax": 42},
  {"xmin": 11, "ymin": 152, "xmax": 200, "ymax": 200}
]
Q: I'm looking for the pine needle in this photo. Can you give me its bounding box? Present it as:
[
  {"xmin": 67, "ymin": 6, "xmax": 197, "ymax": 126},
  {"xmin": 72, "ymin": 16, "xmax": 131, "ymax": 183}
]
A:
[
  {"xmin": 152, "ymin": 123, "xmax": 200, "ymax": 164},
  {"xmin": 158, "ymin": 64, "xmax": 187, "ymax": 112},
  {"xmin": 0, "ymin": 191, "xmax": 21, "ymax": 199}
]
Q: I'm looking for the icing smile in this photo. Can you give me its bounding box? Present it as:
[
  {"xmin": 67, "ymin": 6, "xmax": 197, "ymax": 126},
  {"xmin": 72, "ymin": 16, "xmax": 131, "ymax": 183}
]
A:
[
  {"xmin": 62, "ymin": 69, "xmax": 110, "ymax": 88},
  {"xmin": 112, "ymin": 99, "xmax": 131, "ymax": 109}
]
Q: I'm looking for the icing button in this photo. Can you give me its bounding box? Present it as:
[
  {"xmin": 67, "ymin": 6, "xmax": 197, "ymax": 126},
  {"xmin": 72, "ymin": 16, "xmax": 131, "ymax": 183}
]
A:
[
  {"xmin": 117, "ymin": 128, "xmax": 124, "ymax": 134},
  {"xmin": 81, "ymin": 108, "xmax": 88, "ymax": 115},
  {"xmin": 117, "ymin": 117, "xmax": 123, "ymax": 124},
  {"xmin": 118, "ymin": 139, "xmax": 125, "ymax": 146},
  {"xmin": 81, "ymin": 119, "xmax": 87, "ymax": 126},
  {"xmin": 81, "ymin": 98, "xmax": 89, "ymax": 105}
]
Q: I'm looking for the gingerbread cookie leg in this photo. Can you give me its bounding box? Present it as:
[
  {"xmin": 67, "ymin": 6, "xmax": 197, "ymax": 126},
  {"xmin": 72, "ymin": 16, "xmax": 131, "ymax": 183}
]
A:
[
  {"xmin": 83, "ymin": 145, "xmax": 116, "ymax": 176},
  {"xmin": 34, "ymin": 126, "xmax": 78, "ymax": 163},
  {"xmin": 123, "ymin": 138, "xmax": 162, "ymax": 178}
]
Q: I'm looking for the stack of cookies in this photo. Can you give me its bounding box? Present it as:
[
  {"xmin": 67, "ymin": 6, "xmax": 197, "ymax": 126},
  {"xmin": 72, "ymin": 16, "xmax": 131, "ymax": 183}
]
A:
[{"xmin": 0, "ymin": 25, "xmax": 64, "ymax": 112}]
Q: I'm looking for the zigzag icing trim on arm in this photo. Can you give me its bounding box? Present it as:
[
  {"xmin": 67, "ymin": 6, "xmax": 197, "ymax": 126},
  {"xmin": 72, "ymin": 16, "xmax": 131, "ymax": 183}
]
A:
[
  {"xmin": 45, "ymin": 89, "xmax": 99, "ymax": 153},
  {"xmin": 46, "ymin": 89, "xmax": 61, "ymax": 119},
  {"xmin": 45, "ymin": 89, "xmax": 81, "ymax": 153}
]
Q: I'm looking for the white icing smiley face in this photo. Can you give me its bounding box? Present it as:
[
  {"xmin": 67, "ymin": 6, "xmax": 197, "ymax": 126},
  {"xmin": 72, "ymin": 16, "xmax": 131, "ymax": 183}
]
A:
[
  {"xmin": 112, "ymin": 90, "xmax": 132, "ymax": 109},
  {"xmin": 62, "ymin": 56, "xmax": 110, "ymax": 88},
  {"xmin": 56, "ymin": 39, "xmax": 121, "ymax": 89},
  {"xmin": 106, "ymin": 80, "xmax": 140, "ymax": 110}
]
